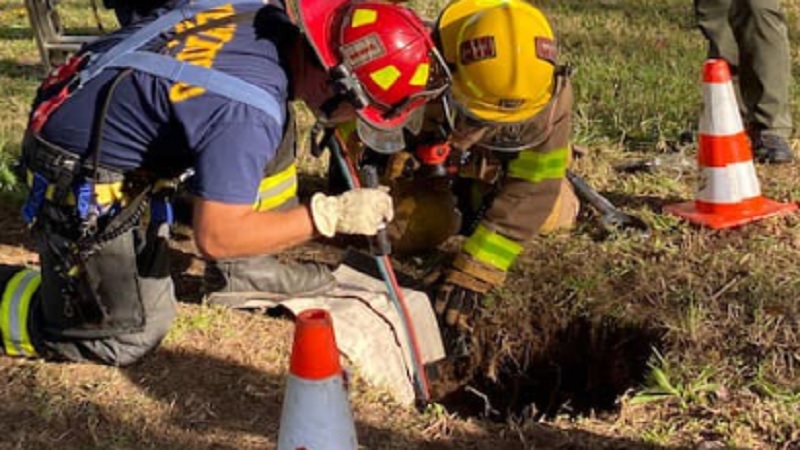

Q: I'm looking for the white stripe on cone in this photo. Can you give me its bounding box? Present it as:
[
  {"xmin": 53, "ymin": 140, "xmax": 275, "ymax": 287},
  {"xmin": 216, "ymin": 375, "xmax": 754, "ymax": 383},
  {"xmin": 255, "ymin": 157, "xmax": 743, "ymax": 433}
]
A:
[
  {"xmin": 696, "ymin": 162, "xmax": 761, "ymax": 203},
  {"xmin": 700, "ymin": 82, "xmax": 745, "ymax": 136},
  {"xmin": 277, "ymin": 374, "xmax": 358, "ymax": 450}
]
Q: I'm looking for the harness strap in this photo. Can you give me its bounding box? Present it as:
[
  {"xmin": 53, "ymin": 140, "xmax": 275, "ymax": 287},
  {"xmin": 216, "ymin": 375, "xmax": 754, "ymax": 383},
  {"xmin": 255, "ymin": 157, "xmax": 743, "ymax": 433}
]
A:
[
  {"xmin": 107, "ymin": 51, "xmax": 284, "ymax": 122},
  {"xmin": 81, "ymin": 0, "xmax": 248, "ymax": 82},
  {"xmin": 78, "ymin": 0, "xmax": 285, "ymax": 125}
]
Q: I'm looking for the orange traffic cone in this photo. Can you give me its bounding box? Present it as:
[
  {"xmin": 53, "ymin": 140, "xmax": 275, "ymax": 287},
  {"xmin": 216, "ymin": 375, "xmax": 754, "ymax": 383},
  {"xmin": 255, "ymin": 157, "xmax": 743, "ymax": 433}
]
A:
[
  {"xmin": 277, "ymin": 309, "xmax": 358, "ymax": 450},
  {"xmin": 664, "ymin": 58, "xmax": 797, "ymax": 229}
]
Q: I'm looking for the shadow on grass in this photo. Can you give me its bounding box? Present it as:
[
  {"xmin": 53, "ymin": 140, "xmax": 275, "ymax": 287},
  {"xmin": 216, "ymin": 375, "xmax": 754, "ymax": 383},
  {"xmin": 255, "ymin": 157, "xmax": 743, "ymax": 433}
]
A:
[
  {"xmin": 601, "ymin": 191, "xmax": 687, "ymax": 214},
  {"xmin": 1, "ymin": 346, "xmax": 696, "ymax": 449},
  {"xmin": 0, "ymin": 58, "xmax": 43, "ymax": 81},
  {"xmin": 0, "ymin": 189, "xmax": 35, "ymax": 254},
  {"xmin": 0, "ymin": 26, "xmax": 33, "ymax": 41},
  {"xmin": 0, "ymin": 25, "xmax": 106, "ymax": 40}
]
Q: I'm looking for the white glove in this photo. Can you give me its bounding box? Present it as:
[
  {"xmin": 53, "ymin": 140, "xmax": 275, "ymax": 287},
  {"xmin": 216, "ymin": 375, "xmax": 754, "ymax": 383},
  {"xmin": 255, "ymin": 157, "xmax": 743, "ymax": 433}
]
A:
[{"xmin": 310, "ymin": 188, "xmax": 394, "ymax": 237}]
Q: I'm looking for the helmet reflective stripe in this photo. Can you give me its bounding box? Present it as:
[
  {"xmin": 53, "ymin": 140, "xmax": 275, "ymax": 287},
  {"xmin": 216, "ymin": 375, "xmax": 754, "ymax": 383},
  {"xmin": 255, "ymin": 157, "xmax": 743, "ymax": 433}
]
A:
[
  {"xmin": 350, "ymin": 8, "xmax": 378, "ymax": 28},
  {"xmin": 463, "ymin": 224, "xmax": 523, "ymax": 271},
  {"xmin": 1, "ymin": 269, "xmax": 40, "ymax": 357},
  {"xmin": 370, "ymin": 65, "xmax": 401, "ymax": 91},
  {"xmin": 409, "ymin": 63, "xmax": 430, "ymax": 87},
  {"xmin": 253, "ymin": 163, "xmax": 299, "ymax": 212}
]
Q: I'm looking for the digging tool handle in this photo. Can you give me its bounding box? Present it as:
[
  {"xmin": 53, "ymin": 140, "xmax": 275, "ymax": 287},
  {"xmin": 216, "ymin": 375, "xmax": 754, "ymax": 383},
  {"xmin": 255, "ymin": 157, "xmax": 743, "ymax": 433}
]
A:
[
  {"xmin": 566, "ymin": 170, "xmax": 617, "ymax": 215},
  {"xmin": 567, "ymin": 170, "xmax": 651, "ymax": 236},
  {"xmin": 360, "ymin": 165, "xmax": 392, "ymax": 256}
]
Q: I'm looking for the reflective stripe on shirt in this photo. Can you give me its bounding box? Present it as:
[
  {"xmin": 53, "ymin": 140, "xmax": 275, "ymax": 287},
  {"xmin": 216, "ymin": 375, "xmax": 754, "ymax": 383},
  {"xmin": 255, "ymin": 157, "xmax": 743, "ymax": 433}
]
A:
[{"xmin": 253, "ymin": 163, "xmax": 298, "ymax": 212}]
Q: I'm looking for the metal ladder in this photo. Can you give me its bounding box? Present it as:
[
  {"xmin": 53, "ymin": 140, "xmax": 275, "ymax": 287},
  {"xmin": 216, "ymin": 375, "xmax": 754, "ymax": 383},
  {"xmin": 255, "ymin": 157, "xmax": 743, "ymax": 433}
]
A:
[{"xmin": 23, "ymin": 0, "xmax": 99, "ymax": 70}]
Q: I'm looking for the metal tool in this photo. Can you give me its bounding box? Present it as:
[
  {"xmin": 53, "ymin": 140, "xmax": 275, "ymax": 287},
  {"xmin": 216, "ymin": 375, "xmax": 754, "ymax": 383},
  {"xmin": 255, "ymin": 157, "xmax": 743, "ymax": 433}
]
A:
[
  {"xmin": 567, "ymin": 170, "xmax": 651, "ymax": 236},
  {"xmin": 325, "ymin": 130, "xmax": 431, "ymax": 403}
]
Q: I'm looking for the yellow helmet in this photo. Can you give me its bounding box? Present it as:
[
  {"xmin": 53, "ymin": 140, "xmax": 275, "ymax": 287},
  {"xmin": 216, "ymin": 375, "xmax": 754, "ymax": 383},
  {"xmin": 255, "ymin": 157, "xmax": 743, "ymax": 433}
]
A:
[{"xmin": 437, "ymin": 0, "xmax": 557, "ymax": 124}]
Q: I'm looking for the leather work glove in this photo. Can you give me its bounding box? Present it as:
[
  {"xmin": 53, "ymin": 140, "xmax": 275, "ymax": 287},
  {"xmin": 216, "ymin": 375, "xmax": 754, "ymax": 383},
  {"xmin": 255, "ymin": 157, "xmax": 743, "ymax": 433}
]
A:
[
  {"xmin": 434, "ymin": 268, "xmax": 494, "ymax": 358},
  {"xmin": 310, "ymin": 188, "xmax": 394, "ymax": 237}
]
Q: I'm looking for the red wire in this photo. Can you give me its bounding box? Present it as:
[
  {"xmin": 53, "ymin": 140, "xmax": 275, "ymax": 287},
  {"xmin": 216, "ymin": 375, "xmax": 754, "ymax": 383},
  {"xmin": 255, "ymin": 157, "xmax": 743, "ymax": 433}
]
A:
[{"xmin": 332, "ymin": 131, "xmax": 431, "ymax": 401}]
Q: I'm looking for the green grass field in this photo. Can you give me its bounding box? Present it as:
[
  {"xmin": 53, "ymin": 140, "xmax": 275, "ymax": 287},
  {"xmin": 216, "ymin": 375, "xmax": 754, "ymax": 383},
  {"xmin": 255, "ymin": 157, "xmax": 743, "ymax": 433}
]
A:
[{"xmin": 1, "ymin": 0, "xmax": 800, "ymax": 448}]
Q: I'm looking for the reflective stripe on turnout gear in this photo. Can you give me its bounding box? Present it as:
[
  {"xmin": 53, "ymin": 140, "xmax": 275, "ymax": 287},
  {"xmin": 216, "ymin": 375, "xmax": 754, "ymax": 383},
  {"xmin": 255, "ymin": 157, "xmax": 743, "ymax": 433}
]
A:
[
  {"xmin": 463, "ymin": 224, "xmax": 523, "ymax": 272},
  {"xmin": 253, "ymin": 163, "xmax": 298, "ymax": 211},
  {"xmin": 1, "ymin": 269, "xmax": 40, "ymax": 357},
  {"xmin": 507, "ymin": 145, "xmax": 570, "ymax": 183}
]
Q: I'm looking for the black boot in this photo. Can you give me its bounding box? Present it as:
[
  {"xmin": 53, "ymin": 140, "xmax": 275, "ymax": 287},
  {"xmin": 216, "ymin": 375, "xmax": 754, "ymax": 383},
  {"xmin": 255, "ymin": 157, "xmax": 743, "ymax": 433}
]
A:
[
  {"xmin": 751, "ymin": 133, "xmax": 794, "ymax": 164},
  {"xmin": 203, "ymin": 255, "xmax": 336, "ymax": 310}
]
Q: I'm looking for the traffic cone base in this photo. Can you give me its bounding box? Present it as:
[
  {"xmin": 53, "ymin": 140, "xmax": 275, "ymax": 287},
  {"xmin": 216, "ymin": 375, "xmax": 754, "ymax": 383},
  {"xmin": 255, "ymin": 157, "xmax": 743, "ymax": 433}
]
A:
[
  {"xmin": 277, "ymin": 309, "xmax": 358, "ymax": 450},
  {"xmin": 664, "ymin": 197, "xmax": 797, "ymax": 230},
  {"xmin": 278, "ymin": 374, "xmax": 357, "ymax": 450}
]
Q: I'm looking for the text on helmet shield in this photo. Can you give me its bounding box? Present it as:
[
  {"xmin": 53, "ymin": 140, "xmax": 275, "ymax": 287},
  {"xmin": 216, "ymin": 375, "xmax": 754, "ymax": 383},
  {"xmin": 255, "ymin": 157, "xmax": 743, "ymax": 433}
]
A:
[
  {"xmin": 460, "ymin": 36, "xmax": 496, "ymax": 65},
  {"xmin": 341, "ymin": 33, "xmax": 386, "ymax": 68}
]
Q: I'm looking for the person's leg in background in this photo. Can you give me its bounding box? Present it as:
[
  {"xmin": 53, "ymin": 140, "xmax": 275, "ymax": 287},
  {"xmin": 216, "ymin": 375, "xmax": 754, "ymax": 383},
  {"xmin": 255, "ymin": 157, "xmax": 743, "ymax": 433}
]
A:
[{"xmin": 733, "ymin": 0, "xmax": 793, "ymax": 163}]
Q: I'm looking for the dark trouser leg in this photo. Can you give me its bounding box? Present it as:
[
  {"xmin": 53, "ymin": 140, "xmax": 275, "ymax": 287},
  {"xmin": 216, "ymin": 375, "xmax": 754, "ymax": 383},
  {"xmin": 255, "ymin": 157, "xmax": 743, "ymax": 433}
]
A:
[
  {"xmin": 695, "ymin": 0, "xmax": 738, "ymax": 62},
  {"xmin": 732, "ymin": 0, "xmax": 792, "ymax": 138},
  {"xmin": 30, "ymin": 223, "xmax": 176, "ymax": 366},
  {"xmin": 695, "ymin": 0, "xmax": 748, "ymax": 115}
]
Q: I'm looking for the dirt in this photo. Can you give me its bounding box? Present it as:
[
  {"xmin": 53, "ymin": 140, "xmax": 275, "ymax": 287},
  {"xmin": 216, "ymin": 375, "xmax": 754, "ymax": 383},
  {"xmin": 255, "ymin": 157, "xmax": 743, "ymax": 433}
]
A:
[{"xmin": 0, "ymin": 192, "xmax": 699, "ymax": 449}]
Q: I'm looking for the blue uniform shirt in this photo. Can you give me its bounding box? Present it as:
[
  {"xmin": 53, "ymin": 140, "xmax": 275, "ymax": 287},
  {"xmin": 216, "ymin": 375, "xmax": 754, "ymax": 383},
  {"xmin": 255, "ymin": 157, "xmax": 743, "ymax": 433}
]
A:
[{"xmin": 37, "ymin": 3, "xmax": 290, "ymax": 205}]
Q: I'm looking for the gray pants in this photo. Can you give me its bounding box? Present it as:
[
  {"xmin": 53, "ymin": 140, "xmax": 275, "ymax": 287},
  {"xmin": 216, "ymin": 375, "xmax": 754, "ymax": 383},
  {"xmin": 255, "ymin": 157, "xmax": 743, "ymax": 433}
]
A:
[
  {"xmin": 0, "ymin": 222, "xmax": 176, "ymax": 366},
  {"xmin": 695, "ymin": 0, "xmax": 793, "ymax": 138}
]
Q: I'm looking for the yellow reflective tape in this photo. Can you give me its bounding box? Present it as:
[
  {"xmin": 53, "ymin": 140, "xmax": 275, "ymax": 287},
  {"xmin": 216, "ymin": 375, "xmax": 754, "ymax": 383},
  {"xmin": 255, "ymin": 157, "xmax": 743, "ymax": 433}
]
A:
[
  {"xmin": 507, "ymin": 146, "xmax": 570, "ymax": 183},
  {"xmin": 370, "ymin": 66, "xmax": 401, "ymax": 91},
  {"xmin": 351, "ymin": 8, "xmax": 377, "ymax": 27},
  {"xmin": 94, "ymin": 182, "xmax": 125, "ymax": 205},
  {"xmin": 409, "ymin": 63, "xmax": 430, "ymax": 87},
  {"xmin": 1, "ymin": 270, "xmax": 28, "ymax": 356},
  {"xmin": 254, "ymin": 164, "xmax": 298, "ymax": 211},
  {"xmin": 16, "ymin": 272, "xmax": 40, "ymax": 357},
  {"xmin": 463, "ymin": 224, "xmax": 523, "ymax": 271},
  {"xmin": 258, "ymin": 164, "xmax": 296, "ymax": 193},
  {"xmin": 254, "ymin": 184, "xmax": 297, "ymax": 211},
  {"xmin": 0, "ymin": 269, "xmax": 42, "ymax": 356}
]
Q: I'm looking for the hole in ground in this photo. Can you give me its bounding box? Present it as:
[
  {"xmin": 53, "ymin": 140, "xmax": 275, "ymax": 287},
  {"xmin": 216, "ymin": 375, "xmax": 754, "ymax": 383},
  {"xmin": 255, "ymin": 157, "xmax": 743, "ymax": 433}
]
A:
[{"xmin": 434, "ymin": 315, "xmax": 664, "ymax": 421}]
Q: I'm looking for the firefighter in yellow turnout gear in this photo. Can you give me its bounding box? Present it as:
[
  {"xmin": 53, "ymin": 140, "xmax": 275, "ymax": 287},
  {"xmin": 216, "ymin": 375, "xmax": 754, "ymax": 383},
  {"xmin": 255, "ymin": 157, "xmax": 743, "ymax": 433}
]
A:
[{"xmin": 386, "ymin": 0, "xmax": 580, "ymax": 357}]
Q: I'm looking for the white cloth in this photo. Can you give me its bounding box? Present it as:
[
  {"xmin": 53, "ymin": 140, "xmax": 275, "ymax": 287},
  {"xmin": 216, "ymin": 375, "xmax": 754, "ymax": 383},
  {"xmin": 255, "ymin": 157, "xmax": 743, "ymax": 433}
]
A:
[{"xmin": 267, "ymin": 262, "xmax": 444, "ymax": 405}]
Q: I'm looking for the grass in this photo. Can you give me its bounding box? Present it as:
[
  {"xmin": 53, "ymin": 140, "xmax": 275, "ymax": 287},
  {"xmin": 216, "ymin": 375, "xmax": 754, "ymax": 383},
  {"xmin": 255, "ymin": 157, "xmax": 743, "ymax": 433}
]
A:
[{"xmin": 1, "ymin": 0, "xmax": 800, "ymax": 449}]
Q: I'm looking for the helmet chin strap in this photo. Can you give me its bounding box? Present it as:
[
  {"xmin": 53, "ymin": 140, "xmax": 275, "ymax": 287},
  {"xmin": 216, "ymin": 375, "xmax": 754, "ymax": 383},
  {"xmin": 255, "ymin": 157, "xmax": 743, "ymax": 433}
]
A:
[{"xmin": 319, "ymin": 93, "xmax": 348, "ymax": 123}]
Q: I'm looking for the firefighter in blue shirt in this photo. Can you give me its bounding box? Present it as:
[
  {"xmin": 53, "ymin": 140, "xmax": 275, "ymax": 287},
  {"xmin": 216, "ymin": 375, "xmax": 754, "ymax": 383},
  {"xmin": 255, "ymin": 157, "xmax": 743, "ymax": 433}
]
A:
[{"xmin": 0, "ymin": 0, "xmax": 448, "ymax": 365}]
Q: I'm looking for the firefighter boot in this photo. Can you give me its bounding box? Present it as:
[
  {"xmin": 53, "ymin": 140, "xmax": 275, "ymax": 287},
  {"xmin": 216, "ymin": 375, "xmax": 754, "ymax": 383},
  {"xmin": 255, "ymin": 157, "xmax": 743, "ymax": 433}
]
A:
[
  {"xmin": 751, "ymin": 132, "xmax": 794, "ymax": 165},
  {"xmin": 203, "ymin": 255, "xmax": 336, "ymax": 310}
]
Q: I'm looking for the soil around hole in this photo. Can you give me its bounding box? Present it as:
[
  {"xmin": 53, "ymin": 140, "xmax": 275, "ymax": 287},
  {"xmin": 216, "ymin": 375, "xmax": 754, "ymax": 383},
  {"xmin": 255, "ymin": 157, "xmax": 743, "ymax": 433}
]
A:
[{"xmin": 430, "ymin": 314, "xmax": 665, "ymax": 421}]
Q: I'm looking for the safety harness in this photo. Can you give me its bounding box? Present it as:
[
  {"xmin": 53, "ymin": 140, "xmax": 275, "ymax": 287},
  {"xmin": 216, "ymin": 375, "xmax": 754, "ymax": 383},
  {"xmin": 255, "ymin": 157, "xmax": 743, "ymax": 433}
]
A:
[{"xmin": 6, "ymin": 0, "xmax": 289, "ymax": 351}]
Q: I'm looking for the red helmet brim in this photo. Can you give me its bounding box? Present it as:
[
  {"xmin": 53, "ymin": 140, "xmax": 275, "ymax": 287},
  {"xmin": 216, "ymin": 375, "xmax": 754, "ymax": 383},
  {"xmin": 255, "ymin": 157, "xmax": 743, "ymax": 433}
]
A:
[{"xmin": 287, "ymin": 0, "xmax": 347, "ymax": 69}]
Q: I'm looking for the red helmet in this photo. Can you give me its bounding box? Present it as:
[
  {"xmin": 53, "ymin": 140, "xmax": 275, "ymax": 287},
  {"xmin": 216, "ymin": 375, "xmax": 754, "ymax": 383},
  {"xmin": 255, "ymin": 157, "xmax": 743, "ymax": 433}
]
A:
[{"xmin": 288, "ymin": 0, "xmax": 450, "ymax": 153}]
